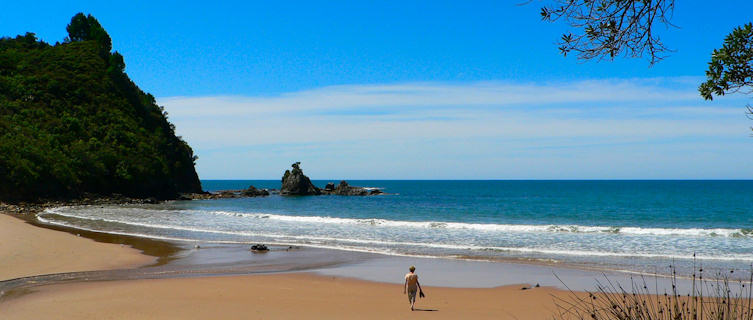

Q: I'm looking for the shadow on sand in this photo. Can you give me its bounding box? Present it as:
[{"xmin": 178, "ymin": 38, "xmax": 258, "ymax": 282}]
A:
[{"xmin": 413, "ymin": 308, "xmax": 439, "ymax": 312}]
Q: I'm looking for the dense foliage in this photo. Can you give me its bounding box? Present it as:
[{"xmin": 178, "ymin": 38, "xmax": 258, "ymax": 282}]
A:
[
  {"xmin": 0, "ymin": 13, "xmax": 202, "ymax": 201},
  {"xmin": 700, "ymin": 23, "xmax": 753, "ymax": 100},
  {"xmin": 700, "ymin": 23, "xmax": 753, "ymax": 132}
]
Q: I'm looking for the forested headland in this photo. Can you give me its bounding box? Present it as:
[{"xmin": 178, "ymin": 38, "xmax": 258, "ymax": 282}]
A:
[{"xmin": 0, "ymin": 13, "xmax": 202, "ymax": 202}]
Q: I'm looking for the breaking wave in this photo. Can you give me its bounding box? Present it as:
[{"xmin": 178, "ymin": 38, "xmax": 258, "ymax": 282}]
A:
[
  {"xmin": 198, "ymin": 209, "xmax": 751, "ymax": 238},
  {"xmin": 37, "ymin": 207, "xmax": 753, "ymax": 262}
]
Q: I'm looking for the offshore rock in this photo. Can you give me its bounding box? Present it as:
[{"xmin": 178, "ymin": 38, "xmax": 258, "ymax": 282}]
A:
[
  {"xmin": 318, "ymin": 180, "xmax": 370, "ymax": 196},
  {"xmin": 243, "ymin": 185, "xmax": 270, "ymax": 197},
  {"xmin": 280, "ymin": 162, "xmax": 321, "ymax": 195},
  {"xmin": 331, "ymin": 180, "xmax": 369, "ymax": 196},
  {"xmin": 182, "ymin": 186, "xmax": 270, "ymax": 200},
  {"xmin": 277, "ymin": 162, "xmax": 384, "ymax": 196}
]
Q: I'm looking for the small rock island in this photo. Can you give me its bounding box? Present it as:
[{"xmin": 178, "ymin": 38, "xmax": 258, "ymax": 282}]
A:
[
  {"xmin": 280, "ymin": 162, "xmax": 321, "ymax": 195},
  {"xmin": 188, "ymin": 162, "xmax": 383, "ymax": 199},
  {"xmin": 280, "ymin": 162, "xmax": 382, "ymax": 196}
]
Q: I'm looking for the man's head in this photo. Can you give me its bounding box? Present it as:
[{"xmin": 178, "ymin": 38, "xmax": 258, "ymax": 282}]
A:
[{"xmin": 409, "ymin": 265, "xmax": 416, "ymax": 272}]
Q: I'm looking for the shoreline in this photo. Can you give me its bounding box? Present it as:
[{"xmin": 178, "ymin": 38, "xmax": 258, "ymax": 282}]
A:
[
  {"xmin": 21, "ymin": 204, "xmax": 631, "ymax": 287},
  {"xmin": 1, "ymin": 199, "xmax": 183, "ymax": 266},
  {"xmin": 1, "ymin": 208, "xmax": 745, "ymax": 318},
  {"xmin": 31, "ymin": 203, "xmax": 725, "ymax": 289},
  {"xmin": 37, "ymin": 199, "xmax": 753, "ymax": 278},
  {"xmin": 0, "ymin": 213, "xmax": 154, "ymax": 282},
  {"xmin": 11, "ymin": 205, "xmax": 713, "ymax": 291},
  {"xmin": 0, "ymin": 209, "xmax": 579, "ymax": 319}
]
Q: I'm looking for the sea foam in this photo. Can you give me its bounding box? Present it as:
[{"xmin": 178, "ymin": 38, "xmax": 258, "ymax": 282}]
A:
[
  {"xmin": 38, "ymin": 206, "xmax": 753, "ymax": 263},
  {"xmin": 197, "ymin": 209, "xmax": 748, "ymax": 238}
]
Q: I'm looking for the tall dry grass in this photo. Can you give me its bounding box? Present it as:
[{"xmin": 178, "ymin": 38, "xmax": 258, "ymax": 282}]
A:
[{"xmin": 554, "ymin": 261, "xmax": 753, "ymax": 320}]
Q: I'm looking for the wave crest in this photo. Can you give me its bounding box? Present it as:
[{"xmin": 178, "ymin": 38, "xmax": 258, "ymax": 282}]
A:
[
  {"xmin": 200, "ymin": 209, "xmax": 748, "ymax": 238},
  {"xmin": 37, "ymin": 208, "xmax": 753, "ymax": 262}
]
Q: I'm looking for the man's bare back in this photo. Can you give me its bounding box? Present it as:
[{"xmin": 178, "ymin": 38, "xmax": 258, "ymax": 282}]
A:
[{"xmin": 404, "ymin": 272, "xmax": 418, "ymax": 291}]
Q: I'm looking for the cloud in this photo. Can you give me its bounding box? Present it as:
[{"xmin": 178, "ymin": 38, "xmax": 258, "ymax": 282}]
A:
[
  {"xmin": 160, "ymin": 78, "xmax": 702, "ymax": 117},
  {"xmin": 158, "ymin": 78, "xmax": 753, "ymax": 179}
]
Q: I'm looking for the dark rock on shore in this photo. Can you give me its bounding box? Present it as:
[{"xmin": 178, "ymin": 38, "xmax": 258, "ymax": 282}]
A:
[
  {"xmin": 177, "ymin": 194, "xmax": 194, "ymax": 201},
  {"xmin": 324, "ymin": 182, "xmax": 336, "ymax": 192},
  {"xmin": 183, "ymin": 185, "xmax": 270, "ymax": 200},
  {"xmin": 250, "ymin": 244, "xmax": 269, "ymax": 252},
  {"xmin": 218, "ymin": 190, "xmax": 238, "ymax": 197},
  {"xmin": 280, "ymin": 162, "xmax": 321, "ymax": 195},
  {"xmin": 0, "ymin": 194, "xmax": 169, "ymax": 216},
  {"xmin": 183, "ymin": 192, "xmax": 217, "ymax": 200}
]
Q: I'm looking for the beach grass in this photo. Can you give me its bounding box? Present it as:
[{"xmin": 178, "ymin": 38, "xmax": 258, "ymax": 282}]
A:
[{"xmin": 553, "ymin": 261, "xmax": 753, "ymax": 320}]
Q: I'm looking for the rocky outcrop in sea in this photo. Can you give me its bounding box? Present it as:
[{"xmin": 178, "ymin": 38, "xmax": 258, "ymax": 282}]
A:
[
  {"xmin": 280, "ymin": 162, "xmax": 321, "ymax": 195},
  {"xmin": 243, "ymin": 186, "xmax": 270, "ymax": 197},
  {"xmin": 280, "ymin": 162, "xmax": 383, "ymax": 196},
  {"xmin": 185, "ymin": 185, "xmax": 271, "ymax": 200},
  {"xmin": 185, "ymin": 163, "xmax": 384, "ymax": 199},
  {"xmin": 321, "ymin": 181, "xmax": 368, "ymax": 196}
]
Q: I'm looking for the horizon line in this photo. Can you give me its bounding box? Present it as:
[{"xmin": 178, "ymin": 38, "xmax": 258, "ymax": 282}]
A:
[{"xmin": 199, "ymin": 178, "xmax": 753, "ymax": 181}]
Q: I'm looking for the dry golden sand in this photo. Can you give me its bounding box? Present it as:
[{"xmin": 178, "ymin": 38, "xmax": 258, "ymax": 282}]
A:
[
  {"xmin": 0, "ymin": 213, "xmax": 575, "ymax": 319},
  {"xmin": 0, "ymin": 214, "xmax": 154, "ymax": 280}
]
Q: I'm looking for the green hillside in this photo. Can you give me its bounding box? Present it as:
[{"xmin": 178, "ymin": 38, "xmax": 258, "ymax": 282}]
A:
[{"xmin": 0, "ymin": 13, "xmax": 202, "ymax": 201}]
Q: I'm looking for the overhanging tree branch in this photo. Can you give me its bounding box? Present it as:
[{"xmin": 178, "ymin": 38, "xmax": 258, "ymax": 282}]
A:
[
  {"xmin": 699, "ymin": 23, "xmax": 753, "ymax": 132},
  {"xmin": 540, "ymin": 0, "xmax": 676, "ymax": 65}
]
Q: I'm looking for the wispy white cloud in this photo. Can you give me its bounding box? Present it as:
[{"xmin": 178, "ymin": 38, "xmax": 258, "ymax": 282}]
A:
[
  {"xmin": 161, "ymin": 79, "xmax": 703, "ymax": 116},
  {"xmin": 159, "ymin": 78, "xmax": 753, "ymax": 179}
]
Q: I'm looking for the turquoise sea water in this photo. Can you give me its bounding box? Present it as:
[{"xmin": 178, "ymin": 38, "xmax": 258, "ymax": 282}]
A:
[{"xmin": 39, "ymin": 180, "xmax": 753, "ymax": 276}]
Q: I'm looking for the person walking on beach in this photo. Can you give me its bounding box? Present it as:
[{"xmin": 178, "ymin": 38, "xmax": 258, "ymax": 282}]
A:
[{"xmin": 403, "ymin": 265, "xmax": 423, "ymax": 310}]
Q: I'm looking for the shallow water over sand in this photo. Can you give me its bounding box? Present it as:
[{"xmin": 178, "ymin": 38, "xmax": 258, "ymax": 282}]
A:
[{"xmin": 37, "ymin": 180, "xmax": 753, "ymax": 278}]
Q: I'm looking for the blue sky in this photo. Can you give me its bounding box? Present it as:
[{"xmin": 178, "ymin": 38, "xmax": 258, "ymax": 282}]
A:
[{"xmin": 2, "ymin": 1, "xmax": 752, "ymax": 179}]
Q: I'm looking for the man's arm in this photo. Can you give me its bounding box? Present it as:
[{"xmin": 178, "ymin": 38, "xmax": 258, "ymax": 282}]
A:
[
  {"xmin": 403, "ymin": 276, "xmax": 408, "ymax": 294},
  {"xmin": 416, "ymin": 278, "xmax": 422, "ymax": 292}
]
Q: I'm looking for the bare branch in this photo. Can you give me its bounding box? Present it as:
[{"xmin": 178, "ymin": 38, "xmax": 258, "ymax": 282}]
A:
[{"xmin": 541, "ymin": 0, "xmax": 676, "ymax": 65}]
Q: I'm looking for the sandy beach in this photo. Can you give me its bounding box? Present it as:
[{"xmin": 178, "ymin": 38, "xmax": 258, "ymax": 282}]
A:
[
  {"xmin": 0, "ymin": 212, "xmax": 578, "ymax": 319},
  {"xmin": 0, "ymin": 214, "xmax": 154, "ymax": 281},
  {"xmin": 2, "ymin": 273, "xmax": 567, "ymax": 319}
]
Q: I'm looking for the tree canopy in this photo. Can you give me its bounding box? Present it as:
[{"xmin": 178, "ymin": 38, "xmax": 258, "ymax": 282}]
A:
[
  {"xmin": 0, "ymin": 13, "xmax": 202, "ymax": 201},
  {"xmin": 65, "ymin": 13, "xmax": 112, "ymax": 53},
  {"xmin": 699, "ymin": 23, "xmax": 753, "ymax": 98},
  {"xmin": 699, "ymin": 23, "xmax": 753, "ymax": 131}
]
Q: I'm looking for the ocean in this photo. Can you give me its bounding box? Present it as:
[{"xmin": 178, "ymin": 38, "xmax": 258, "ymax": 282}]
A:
[{"xmin": 38, "ymin": 180, "xmax": 753, "ymax": 277}]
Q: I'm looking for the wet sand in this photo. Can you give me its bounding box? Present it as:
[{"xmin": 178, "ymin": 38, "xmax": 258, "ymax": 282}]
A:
[
  {"xmin": 0, "ymin": 214, "xmax": 154, "ymax": 281},
  {"xmin": 0, "ymin": 273, "xmax": 570, "ymax": 319}
]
